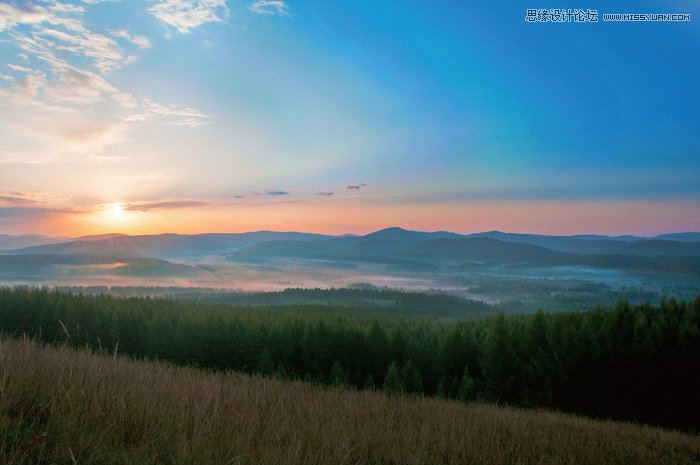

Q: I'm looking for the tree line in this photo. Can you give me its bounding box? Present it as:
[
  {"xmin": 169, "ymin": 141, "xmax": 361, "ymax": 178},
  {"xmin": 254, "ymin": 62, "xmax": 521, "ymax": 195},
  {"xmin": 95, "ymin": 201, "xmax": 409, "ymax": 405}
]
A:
[{"xmin": 0, "ymin": 287, "xmax": 698, "ymax": 430}]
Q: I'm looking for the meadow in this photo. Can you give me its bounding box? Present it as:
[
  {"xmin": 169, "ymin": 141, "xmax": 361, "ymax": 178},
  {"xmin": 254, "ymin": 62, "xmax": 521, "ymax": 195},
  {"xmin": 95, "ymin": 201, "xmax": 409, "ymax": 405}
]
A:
[
  {"xmin": 1, "ymin": 288, "xmax": 699, "ymax": 430},
  {"xmin": 2, "ymin": 337, "xmax": 699, "ymax": 465}
]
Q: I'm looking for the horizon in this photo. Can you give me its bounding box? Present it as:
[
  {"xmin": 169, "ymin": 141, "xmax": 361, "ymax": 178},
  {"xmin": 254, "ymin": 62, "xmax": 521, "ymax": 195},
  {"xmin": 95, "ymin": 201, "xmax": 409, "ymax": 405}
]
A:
[
  {"xmin": 3, "ymin": 225, "xmax": 699, "ymax": 241},
  {"xmin": 1, "ymin": 1, "xmax": 699, "ymax": 237}
]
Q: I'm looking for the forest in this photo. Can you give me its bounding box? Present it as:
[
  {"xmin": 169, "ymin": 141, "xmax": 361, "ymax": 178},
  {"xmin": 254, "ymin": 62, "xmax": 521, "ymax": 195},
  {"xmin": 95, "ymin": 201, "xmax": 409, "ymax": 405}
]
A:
[{"xmin": 0, "ymin": 287, "xmax": 698, "ymax": 430}]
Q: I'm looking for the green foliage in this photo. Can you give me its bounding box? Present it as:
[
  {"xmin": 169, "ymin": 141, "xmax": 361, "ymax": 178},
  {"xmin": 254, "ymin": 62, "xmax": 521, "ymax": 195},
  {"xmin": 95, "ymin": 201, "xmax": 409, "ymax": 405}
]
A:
[
  {"xmin": 0, "ymin": 287, "xmax": 699, "ymax": 430},
  {"xmin": 401, "ymin": 360, "xmax": 423, "ymax": 394},
  {"xmin": 257, "ymin": 348, "xmax": 275, "ymax": 375},
  {"xmin": 458, "ymin": 366, "xmax": 478, "ymax": 402},
  {"xmin": 383, "ymin": 362, "xmax": 403, "ymax": 395},
  {"xmin": 330, "ymin": 361, "xmax": 349, "ymax": 386}
]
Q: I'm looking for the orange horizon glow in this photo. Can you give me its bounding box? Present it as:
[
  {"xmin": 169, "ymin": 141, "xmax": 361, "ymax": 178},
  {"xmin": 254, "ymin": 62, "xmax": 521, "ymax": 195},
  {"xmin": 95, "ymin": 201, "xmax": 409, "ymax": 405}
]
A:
[{"xmin": 16, "ymin": 199, "xmax": 699, "ymax": 238}]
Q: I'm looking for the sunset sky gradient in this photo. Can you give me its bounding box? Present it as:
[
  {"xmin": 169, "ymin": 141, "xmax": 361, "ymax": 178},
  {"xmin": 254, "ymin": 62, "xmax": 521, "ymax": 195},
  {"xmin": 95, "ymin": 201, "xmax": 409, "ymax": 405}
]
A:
[{"xmin": 1, "ymin": 0, "xmax": 699, "ymax": 236}]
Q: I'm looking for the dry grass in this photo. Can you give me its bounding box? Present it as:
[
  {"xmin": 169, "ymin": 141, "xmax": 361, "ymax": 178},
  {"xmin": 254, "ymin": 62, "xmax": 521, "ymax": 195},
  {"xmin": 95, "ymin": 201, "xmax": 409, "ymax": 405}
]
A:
[{"xmin": 1, "ymin": 338, "xmax": 698, "ymax": 465}]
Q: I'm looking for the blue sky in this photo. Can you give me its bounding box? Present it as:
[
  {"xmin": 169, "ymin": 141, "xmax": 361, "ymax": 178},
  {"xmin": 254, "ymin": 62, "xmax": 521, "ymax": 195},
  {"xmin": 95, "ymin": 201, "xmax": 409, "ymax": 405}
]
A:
[{"xmin": 0, "ymin": 0, "xmax": 698, "ymax": 235}]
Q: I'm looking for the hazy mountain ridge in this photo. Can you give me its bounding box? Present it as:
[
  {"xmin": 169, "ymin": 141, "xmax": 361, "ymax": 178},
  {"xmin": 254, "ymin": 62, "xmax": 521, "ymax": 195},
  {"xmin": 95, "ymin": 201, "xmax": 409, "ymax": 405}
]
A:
[
  {"xmin": 5, "ymin": 227, "xmax": 699, "ymax": 259},
  {"xmin": 0, "ymin": 234, "xmax": 70, "ymax": 251},
  {"xmin": 2, "ymin": 228, "xmax": 700, "ymax": 283},
  {"xmin": 0, "ymin": 254, "xmax": 203, "ymax": 279},
  {"xmin": 4, "ymin": 231, "xmax": 330, "ymax": 260}
]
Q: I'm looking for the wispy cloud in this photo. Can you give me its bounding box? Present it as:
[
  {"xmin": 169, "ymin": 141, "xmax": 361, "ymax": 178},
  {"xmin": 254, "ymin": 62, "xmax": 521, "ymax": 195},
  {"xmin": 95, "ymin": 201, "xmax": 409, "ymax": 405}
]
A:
[
  {"xmin": 316, "ymin": 192, "xmax": 334, "ymax": 196},
  {"xmin": 249, "ymin": 1, "xmax": 289, "ymax": 16},
  {"xmin": 267, "ymin": 191, "xmax": 290, "ymax": 196},
  {"xmin": 0, "ymin": 3, "xmax": 50, "ymax": 31},
  {"xmin": 7, "ymin": 64, "xmax": 32, "ymax": 73},
  {"xmin": 110, "ymin": 29, "xmax": 151, "ymax": 50},
  {"xmin": 125, "ymin": 99, "xmax": 209, "ymax": 128},
  {"xmin": 0, "ymin": 194, "xmax": 38, "ymax": 205},
  {"xmin": 149, "ymin": 0, "xmax": 229, "ymax": 33},
  {"xmin": 123, "ymin": 200, "xmax": 210, "ymax": 212},
  {"xmin": 0, "ymin": 206, "xmax": 68, "ymax": 220},
  {"xmin": 0, "ymin": 191, "xmax": 72, "ymax": 207},
  {"xmin": 0, "ymin": 0, "xmax": 209, "ymax": 160},
  {"xmin": 346, "ymin": 184, "xmax": 367, "ymax": 191}
]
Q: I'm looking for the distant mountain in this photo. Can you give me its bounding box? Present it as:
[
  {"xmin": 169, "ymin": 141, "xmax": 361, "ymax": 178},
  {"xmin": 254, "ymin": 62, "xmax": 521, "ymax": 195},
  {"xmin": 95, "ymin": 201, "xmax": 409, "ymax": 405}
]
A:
[
  {"xmin": 364, "ymin": 227, "xmax": 462, "ymax": 242},
  {"xmin": 228, "ymin": 239, "xmax": 338, "ymax": 261},
  {"xmin": 0, "ymin": 254, "xmax": 203, "ymax": 279},
  {"xmin": 464, "ymin": 231, "xmax": 700, "ymax": 257},
  {"xmin": 229, "ymin": 235, "xmax": 573, "ymax": 267},
  {"xmin": 0, "ymin": 234, "xmax": 69, "ymax": 251},
  {"xmin": 620, "ymin": 240, "xmax": 700, "ymax": 257},
  {"xmin": 406, "ymin": 237, "xmax": 571, "ymax": 264},
  {"xmin": 655, "ymin": 232, "xmax": 700, "ymax": 242},
  {"xmin": 4, "ymin": 228, "xmax": 700, "ymax": 274},
  {"xmin": 226, "ymin": 229, "xmax": 700, "ymax": 274},
  {"xmin": 75, "ymin": 233, "xmax": 130, "ymax": 241},
  {"xmin": 6, "ymin": 231, "xmax": 331, "ymax": 261}
]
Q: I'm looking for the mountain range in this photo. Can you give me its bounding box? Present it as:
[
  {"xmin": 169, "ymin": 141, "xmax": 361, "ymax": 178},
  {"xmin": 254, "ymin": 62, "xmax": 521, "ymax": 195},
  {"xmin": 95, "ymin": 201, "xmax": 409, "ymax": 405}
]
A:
[{"xmin": 1, "ymin": 227, "xmax": 699, "ymax": 280}]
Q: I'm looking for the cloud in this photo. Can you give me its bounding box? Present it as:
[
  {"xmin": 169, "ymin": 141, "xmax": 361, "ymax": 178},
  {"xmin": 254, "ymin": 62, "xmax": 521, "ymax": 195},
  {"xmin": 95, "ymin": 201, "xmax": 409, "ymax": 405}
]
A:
[
  {"xmin": 0, "ymin": 1, "xmax": 209, "ymax": 159},
  {"xmin": 0, "ymin": 194, "xmax": 38, "ymax": 205},
  {"xmin": 316, "ymin": 192, "xmax": 334, "ymax": 196},
  {"xmin": 7, "ymin": 64, "xmax": 32, "ymax": 73},
  {"xmin": 123, "ymin": 200, "xmax": 210, "ymax": 212},
  {"xmin": 233, "ymin": 195, "xmax": 245, "ymax": 199},
  {"xmin": 110, "ymin": 29, "xmax": 151, "ymax": 50},
  {"xmin": 125, "ymin": 99, "xmax": 209, "ymax": 128},
  {"xmin": 61, "ymin": 123, "xmax": 117, "ymax": 144},
  {"xmin": 249, "ymin": 1, "xmax": 289, "ymax": 16},
  {"xmin": 82, "ymin": 0, "xmax": 122, "ymax": 4},
  {"xmin": 149, "ymin": 0, "xmax": 229, "ymax": 33},
  {"xmin": 346, "ymin": 184, "xmax": 367, "ymax": 190},
  {"xmin": 267, "ymin": 191, "xmax": 290, "ymax": 196},
  {"xmin": 0, "ymin": 206, "xmax": 67, "ymax": 220},
  {"xmin": 8, "ymin": 116, "xmax": 128, "ymax": 157},
  {"xmin": 0, "ymin": 3, "xmax": 50, "ymax": 31}
]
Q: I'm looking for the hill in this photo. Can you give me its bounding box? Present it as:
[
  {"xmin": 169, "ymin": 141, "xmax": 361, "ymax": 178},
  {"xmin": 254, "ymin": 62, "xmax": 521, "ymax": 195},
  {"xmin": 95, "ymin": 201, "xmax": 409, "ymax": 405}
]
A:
[
  {"xmin": 3, "ymin": 228, "xmax": 700, "ymax": 293},
  {"xmin": 5, "ymin": 231, "xmax": 330, "ymax": 261},
  {"xmin": 1, "ymin": 338, "xmax": 698, "ymax": 465},
  {"xmin": 8, "ymin": 228, "xmax": 700, "ymax": 262},
  {"xmin": 0, "ymin": 234, "xmax": 68, "ymax": 251},
  {"xmin": 0, "ymin": 254, "xmax": 203, "ymax": 279}
]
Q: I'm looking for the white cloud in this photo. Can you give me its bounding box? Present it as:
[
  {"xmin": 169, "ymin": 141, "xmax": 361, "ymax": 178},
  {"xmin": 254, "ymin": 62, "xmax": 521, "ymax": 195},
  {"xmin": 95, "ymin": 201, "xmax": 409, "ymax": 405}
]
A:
[
  {"xmin": 249, "ymin": 1, "xmax": 289, "ymax": 16},
  {"xmin": 124, "ymin": 99, "xmax": 209, "ymax": 127},
  {"xmin": 3, "ymin": 108, "xmax": 128, "ymax": 158},
  {"xmin": 0, "ymin": 3, "xmax": 50, "ymax": 31},
  {"xmin": 111, "ymin": 29, "xmax": 151, "ymax": 50},
  {"xmin": 0, "ymin": 0, "xmax": 209, "ymax": 158},
  {"xmin": 149, "ymin": 0, "xmax": 229, "ymax": 33},
  {"xmin": 17, "ymin": 73, "xmax": 46, "ymax": 99},
  {"xmin": 7, "ymin": 64, "xmax": 32, "ymax": 73}
]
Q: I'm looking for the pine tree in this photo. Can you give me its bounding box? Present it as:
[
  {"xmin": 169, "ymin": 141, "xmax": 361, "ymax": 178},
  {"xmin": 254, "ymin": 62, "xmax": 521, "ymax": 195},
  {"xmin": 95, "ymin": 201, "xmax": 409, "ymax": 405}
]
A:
[
  {"xmin": 383, "ymin": 361, "xmax": 403, "ymax": 394},
  {"xmin": 363, "ymin": 374, "xmax": 376, "ymax": 390},
  {"xmin": 401, "ymin": 360, "xmax": 423, "ymax": 394},
  {"xmin": 482, "ymin": 313, "xmax": 516, "ymax": 402},
  {"xmin": 458, "ymin": 365, "xmax": 477, "ymax": 402},
  {"xmin": 257, "ymin": 348, "xmax": 275, "ymax": 375},
  {"xmin": 330, "ymin": 360, "xmax": 349, "ymax": 387}
]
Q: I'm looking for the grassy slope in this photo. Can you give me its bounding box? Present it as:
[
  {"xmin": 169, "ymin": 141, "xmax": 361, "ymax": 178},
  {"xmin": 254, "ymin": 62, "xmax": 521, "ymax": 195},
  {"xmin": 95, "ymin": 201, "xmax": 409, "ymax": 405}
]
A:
[{"xmin": 1, "ymin": 338, "xmax": 699, "ymax": 465}]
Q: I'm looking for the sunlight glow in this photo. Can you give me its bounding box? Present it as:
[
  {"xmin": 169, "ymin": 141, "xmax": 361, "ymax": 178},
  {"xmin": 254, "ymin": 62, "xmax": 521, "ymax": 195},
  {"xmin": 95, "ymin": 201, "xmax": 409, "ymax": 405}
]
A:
[{"xmin": 96, "ymin": 203, "xmax": 133, "ymax": 228}]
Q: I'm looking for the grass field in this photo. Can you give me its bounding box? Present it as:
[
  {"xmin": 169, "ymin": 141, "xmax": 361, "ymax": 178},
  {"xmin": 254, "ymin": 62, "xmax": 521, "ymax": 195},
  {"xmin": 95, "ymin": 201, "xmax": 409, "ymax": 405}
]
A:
[{"xmin": 1, "ymin": 337, "xmax": 699, "ymax": 465}]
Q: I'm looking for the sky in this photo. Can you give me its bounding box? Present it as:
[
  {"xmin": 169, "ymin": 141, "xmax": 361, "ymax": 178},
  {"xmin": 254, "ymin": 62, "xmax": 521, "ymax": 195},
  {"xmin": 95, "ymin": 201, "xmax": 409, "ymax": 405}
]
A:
[{"xmin": 0, "ymin": 0, "xmax": 699, "ymax": 237}]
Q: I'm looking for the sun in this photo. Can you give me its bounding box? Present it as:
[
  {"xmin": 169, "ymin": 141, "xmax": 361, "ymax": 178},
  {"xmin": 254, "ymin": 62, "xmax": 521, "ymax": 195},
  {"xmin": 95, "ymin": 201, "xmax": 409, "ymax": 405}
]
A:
[{"xmin": 97, "ymin": 203, "xmax": 132, "ymax": 228}]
